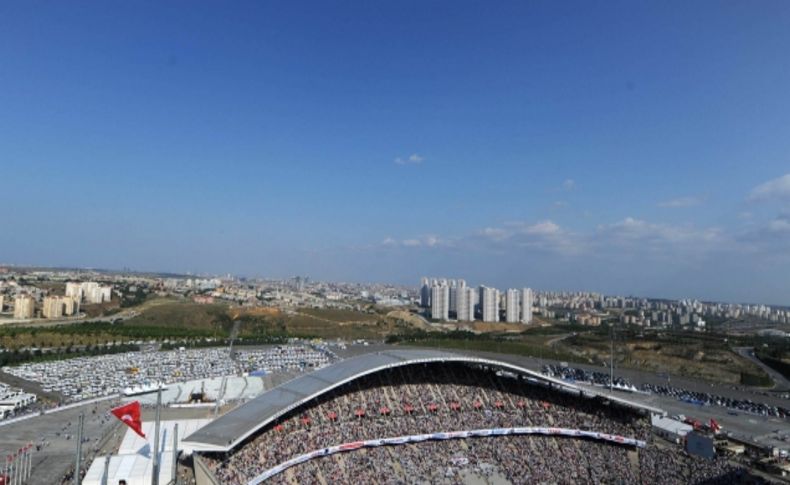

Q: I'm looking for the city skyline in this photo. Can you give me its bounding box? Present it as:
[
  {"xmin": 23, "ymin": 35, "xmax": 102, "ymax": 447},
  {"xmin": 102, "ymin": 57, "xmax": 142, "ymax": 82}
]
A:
[{"xmin": 1, "ymin": 2, "xmax": 789, "ymax": 304}]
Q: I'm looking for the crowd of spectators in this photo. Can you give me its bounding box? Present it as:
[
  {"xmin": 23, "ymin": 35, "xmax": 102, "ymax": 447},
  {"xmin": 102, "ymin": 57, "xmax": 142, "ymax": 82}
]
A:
[
  {"xmin": 272, "ymin": 434, "xmax": 753, "ymax": 485},
  {"xmin": 2, "ymin": 345, "xmax": 331, "ymax": 402},
  {"xmin": 206, "ymin": 362, "xmax": 719, "ymax": 483}
]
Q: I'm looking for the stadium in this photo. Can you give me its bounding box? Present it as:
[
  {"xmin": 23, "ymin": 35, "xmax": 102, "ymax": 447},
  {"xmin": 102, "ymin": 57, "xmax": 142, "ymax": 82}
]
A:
[{"xmin": 183, "ymin": 349, "xmax": 747, "ymax": 484}]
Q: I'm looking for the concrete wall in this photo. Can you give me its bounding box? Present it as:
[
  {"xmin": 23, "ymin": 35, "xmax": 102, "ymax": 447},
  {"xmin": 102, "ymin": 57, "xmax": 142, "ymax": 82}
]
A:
[{"xmin": 193, "ymin": 454, "xmax": 220, "ymax": 485}]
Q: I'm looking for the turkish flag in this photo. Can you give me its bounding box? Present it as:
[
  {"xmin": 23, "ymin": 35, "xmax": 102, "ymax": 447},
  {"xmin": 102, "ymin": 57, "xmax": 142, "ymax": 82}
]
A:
[{"xmin": 110, "ymin": 401, "xmax": 146, "ymax": 438}]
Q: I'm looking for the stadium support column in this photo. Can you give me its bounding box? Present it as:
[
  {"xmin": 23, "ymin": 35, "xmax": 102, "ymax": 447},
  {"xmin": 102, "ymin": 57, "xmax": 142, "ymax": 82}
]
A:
[
  {"xmin": 152, "ymin": 387, "xmax": 162, "ymax": 485},
  {"xmin": 171, "ymin": 423, "xmax": 179, "ymax": 485},
  {"xmin": 74, "ymin": 412, "xmax": 84, "ymax": 485}
]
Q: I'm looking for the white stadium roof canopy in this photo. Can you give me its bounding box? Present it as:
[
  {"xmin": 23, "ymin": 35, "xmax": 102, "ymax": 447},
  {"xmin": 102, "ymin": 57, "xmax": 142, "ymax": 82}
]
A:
[{"xmin": 183, "ymin": 348, "xmax": 663, "ymax": 452}]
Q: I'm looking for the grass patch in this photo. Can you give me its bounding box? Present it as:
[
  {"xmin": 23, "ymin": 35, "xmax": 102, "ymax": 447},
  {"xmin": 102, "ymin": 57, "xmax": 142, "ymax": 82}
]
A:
[
  {"xmin": 557, "ymin": 330, "xmax": 771, "ymax": 385},
  {"xmin": 299, "ymin": 308, "xmax": 378, "ymax": 322},
  {"xmin": 388, "ymin": 330, "xmax": 579, "ymax": 362}
]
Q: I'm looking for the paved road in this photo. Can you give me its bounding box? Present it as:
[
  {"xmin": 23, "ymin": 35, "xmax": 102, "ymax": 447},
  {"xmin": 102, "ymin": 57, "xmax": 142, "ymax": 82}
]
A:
[
  {"xmin": 735, "ymin": 347, "xmax": 790, "ymax": 392},
  {"xmin": 5, "ymin": 309, "xmax": 138, "ymax": 328},
  {"xmin": 545, "ymin": 333, "xmax": 573, "ymax": 347},
  {"xmin": 0, "ymin": 397, "xmax": 124, "ymax": 485}
]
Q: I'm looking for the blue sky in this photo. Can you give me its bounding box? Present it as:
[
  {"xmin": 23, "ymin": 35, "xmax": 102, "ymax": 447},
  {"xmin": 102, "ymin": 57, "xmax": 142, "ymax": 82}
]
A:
[{"xmin": 1, "ymin": 1, "xmax": 789, "ymax": 304}]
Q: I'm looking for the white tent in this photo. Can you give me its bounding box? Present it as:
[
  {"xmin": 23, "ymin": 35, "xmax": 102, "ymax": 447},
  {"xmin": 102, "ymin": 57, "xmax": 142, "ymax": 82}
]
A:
[
  {"xmin": 82, "ymin": 451, "xmax": 174, "ymax": 485},
  {"xmin": 118, "ymin": 419, "xmax": 212, "ymax": 455},
  {"xmin": 83, "ymin": 419, "xmax": 213, "ymax": 484}
]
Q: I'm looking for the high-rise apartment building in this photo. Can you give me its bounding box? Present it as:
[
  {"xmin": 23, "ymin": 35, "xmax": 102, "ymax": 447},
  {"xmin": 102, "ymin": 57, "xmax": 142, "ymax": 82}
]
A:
[
  {"xmin": 0, "ymin": 295, "xmax": 4, "ymax": 312},
  {"xmin": 98, "ymin": 286, "xmax": 112, "ymax": 303},
  {"xmin": 449, "ymin": 279, "xmax": 466, "ymax": 314},
  {"xmin": 62, "ymin": 296, "xmax": 79, "ymax": 316},
  {"xmin": 420, "ymin": 277, "xmax": 431, "ymax": 308},
  {"xmin": 456, "ymin": 287, "xmax": 475, "ymax": 322},
  {"xmin": 521, "ymin": 288, "xmax": 533, "ymax": 324},
  {"xmin": 43, "ymin": 296, "xmax": 64, "ymax": 319},
  {"xmin": 13, "ymin": 295, "xmax": 35, "ymax": 319},
  {"xmin": 506, "ymin": 289, "xmax": 520, "ymax": 323},
  {"xmin": 42, "ymin": 296, "xmax": 80, "ymax": 319},
  {"xmin": 479, "ymin": 286, "xmax": 500, "ymax": 322},
  {"xmin": 431, "ymin": 285, "xmax": 450, "ymax": 321},
  {"xmin": 65, "ymin": 282, "xmax": 84, "ymax": 301},
  {"xmin": 66, "ymin": 282, "xmax": 112, "ymax": 304}
]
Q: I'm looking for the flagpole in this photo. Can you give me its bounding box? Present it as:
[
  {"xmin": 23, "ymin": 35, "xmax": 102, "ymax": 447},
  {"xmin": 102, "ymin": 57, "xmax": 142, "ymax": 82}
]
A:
[
  {"xmin": 19, "ymin": 448, "xmax": 25, "ymax": 485},
  {"xmin": 171, "ymin": 423, "xmax": 178, "ymax": 485},
  {"xmin": 74, "ymin": 412, "xmax": 84, "ymax": 485},
  {"xmin": 22, "ymin": 447, "xmax": 28, "ymax": 485},
  {"xmin": 101, "ymin": 453, "xmax": 111, "ymax": 485},
  {"xmin": 27, "ymin": 445, "xmax": 32, "ymax": 482},
  {"xmin": 152, "ymin": 387, "xmax": 162, "ymax": 485}
]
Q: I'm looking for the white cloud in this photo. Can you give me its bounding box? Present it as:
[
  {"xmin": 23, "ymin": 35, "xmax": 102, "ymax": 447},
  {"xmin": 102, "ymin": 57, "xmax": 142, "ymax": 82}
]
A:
[
  {"xmin": 658, "ymin": 196, "xmax": 701, "ymax": 208},
  {"xmin": 523, "ymin": 220, "xmax": 562, "ymax": 236},
  {"xmin": 385, "ymin": 218, "xmax": 725, "ymax": 257},
  {"xmin": 748, "ymin": 174, "xmax": 790, "ymax": 201},
  {"xmin": 481, "ymin": 227, "xmax": 508, "ymax": 241},
  {"xmin": 767, "ymin": 217, "xmax": 790, "ymax": 232},
  {"xmin": 478, "ymin": 220, "xmax": 579, "ymax": 254},
  {"xmin": 376, "ymin": 216, "xmax": 757, "ymax": 265},
  {"xmin": 734, "ymin": 213, "xmax": 790, "ymax": 260},
  {"xmin": 595, "ymin": 217, "xmax": 723, "ymax": 255},
  {"xmin": 394, "ymin": 153, "xmax": 424, "ymax": 165},
  {"xmin": 562, "ymin": 179, "xmax": 575, "ymax": 191},
  {"xmin": 424, "ymin": 235, "xmax": 440, "ymax": 247},
  {"xmin": 380, "ymin": 235, "xmax": 446, "ymax": 248}
]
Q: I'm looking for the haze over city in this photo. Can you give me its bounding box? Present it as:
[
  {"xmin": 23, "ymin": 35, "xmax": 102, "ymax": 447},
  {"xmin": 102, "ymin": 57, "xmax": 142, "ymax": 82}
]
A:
[{"xmin": 2, "ymin": 2, "xmax": 789, "ymax": 304}]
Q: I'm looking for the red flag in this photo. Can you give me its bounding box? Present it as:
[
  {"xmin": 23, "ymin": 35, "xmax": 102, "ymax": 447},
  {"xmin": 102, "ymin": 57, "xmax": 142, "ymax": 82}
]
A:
[{"xmin": 110, "ymin": 401, "xmax": 146, "ymax": 438}]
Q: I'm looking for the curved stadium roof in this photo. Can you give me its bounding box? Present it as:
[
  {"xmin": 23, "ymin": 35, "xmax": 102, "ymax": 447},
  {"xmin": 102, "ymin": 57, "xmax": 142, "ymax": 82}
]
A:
[{"xmin": 183, "ymin": 348, "xmax": 662, "ymax": 452}]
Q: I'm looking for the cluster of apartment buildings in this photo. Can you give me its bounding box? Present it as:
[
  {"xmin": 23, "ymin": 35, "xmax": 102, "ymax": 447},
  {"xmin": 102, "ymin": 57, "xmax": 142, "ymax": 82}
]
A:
[
  {"xmin": 7, "ymin": 293, "xmax": 82, "ymax": 319},
  {"xmin": 41, "ymin": 295, "xmax": 80, "ymax": 319},
  {"xmin": 0, "ymin": 280, "xmax": 113, "ymax": 320},
  {"xmin": 65, "ymin": 281, "xmax": 112, "ymax": 305},
  {"xmin": 420, "ymin": 277, "xmax": 533, "ymax": 324}
]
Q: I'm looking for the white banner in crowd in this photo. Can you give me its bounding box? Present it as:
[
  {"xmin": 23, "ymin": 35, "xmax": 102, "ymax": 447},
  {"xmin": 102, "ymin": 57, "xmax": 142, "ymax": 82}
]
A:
[{"xmin": 247, "ymin": 427, "xmax": 647, "ymax": 484}]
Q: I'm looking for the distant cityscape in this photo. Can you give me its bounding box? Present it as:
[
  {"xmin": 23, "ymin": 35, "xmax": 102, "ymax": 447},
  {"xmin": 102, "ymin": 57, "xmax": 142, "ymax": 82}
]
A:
[
  {"xmin": 418, "ymin": 276, "xmax": 790, "ymax": 334},
  {"xmin": 0, "ymin": 266, "xmax": 788, "ymax": 336}
]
